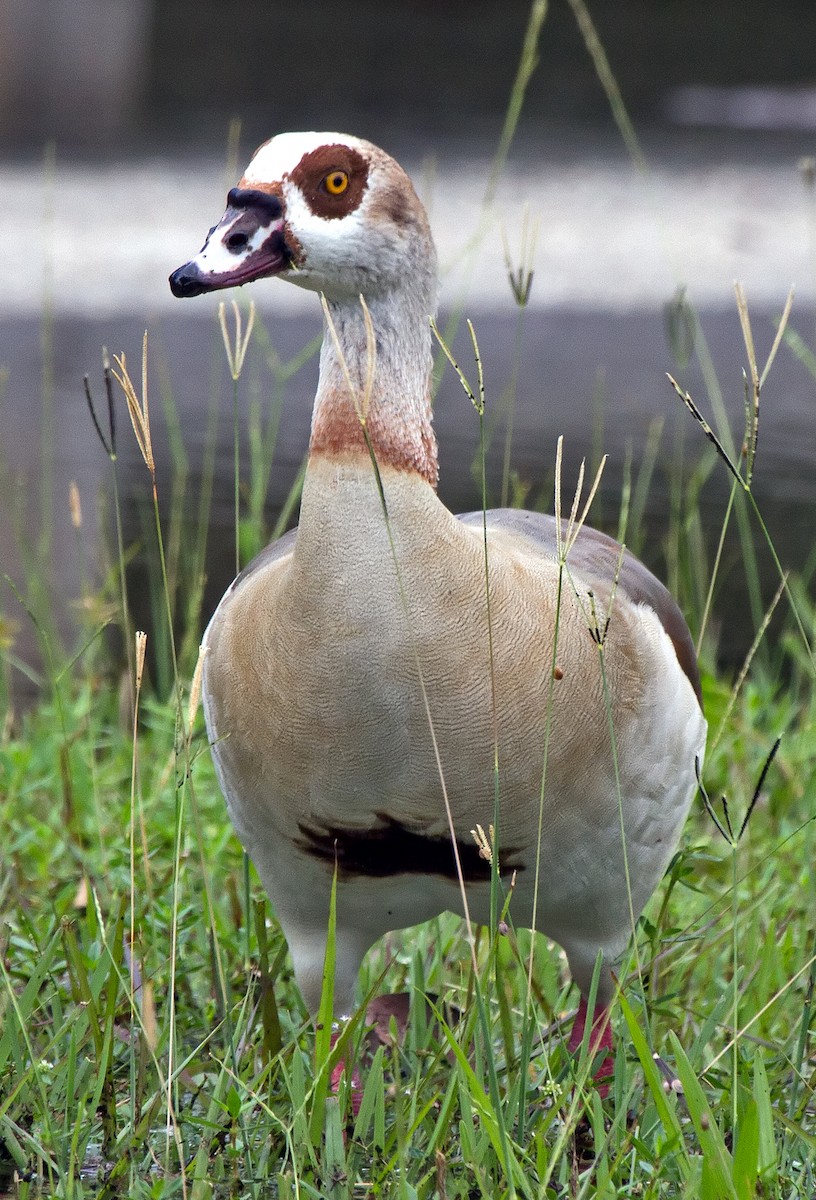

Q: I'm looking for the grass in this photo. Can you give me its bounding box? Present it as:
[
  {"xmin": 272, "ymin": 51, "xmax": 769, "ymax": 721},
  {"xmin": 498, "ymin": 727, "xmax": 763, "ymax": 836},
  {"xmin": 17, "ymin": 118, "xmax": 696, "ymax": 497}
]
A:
[
  {"xmin": 2, "ymin": 1, "xmax": 816, "ymax": 1195},
  {"xmin": 1, "ymin": 636, "xmax": 814, "ymax": 1198}
]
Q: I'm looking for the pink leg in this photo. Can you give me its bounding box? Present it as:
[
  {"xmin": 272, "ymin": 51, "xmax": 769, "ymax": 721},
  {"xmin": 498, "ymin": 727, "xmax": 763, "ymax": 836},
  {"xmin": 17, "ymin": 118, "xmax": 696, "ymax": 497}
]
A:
[
  {"xmin": 327, "ymin": 993, "xmax": 414, "ymax": 1118},
  {"xmin": 568, "ymin": 995, "xmax": 614, "ymax": 1097},
  {"xmin": 329, "ymin": 1029, "xmax": 363, "ymax": 1117}
]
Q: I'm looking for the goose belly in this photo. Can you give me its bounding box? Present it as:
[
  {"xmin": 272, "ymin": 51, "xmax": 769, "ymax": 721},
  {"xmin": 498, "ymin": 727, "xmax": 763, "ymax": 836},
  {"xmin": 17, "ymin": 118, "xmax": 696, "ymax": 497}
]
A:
[{"xmin": 202, "ymin": 543, "xmax": 705, "ymax": 956}]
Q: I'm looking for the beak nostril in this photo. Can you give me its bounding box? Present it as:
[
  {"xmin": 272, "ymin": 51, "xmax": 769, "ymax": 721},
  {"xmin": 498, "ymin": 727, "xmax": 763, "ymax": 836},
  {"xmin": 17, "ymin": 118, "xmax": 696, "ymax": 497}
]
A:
[{"xmin": 226, "ymin": 231, "xmax": 250, "ymax": 253}]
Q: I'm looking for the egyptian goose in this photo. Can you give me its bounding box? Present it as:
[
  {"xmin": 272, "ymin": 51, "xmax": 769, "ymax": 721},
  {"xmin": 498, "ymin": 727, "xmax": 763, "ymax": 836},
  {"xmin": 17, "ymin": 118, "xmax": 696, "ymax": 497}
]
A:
[{"xmin": 169, "ymin": 132, "xmax": 707, "ymax": 1096}]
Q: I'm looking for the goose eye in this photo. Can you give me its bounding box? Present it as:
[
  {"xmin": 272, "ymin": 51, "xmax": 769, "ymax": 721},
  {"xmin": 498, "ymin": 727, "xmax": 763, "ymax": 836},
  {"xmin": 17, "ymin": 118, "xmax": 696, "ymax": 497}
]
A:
[{"xmin": 323, "ymin": 170, "xmax": 349, "ymax": 196}]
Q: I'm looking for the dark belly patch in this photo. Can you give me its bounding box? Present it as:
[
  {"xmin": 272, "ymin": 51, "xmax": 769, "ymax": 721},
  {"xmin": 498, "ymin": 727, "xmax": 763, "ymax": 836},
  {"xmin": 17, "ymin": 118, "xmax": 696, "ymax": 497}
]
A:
[{"xmin": 295, "ymin": 813, "xmax": 524, "ymax": 881}]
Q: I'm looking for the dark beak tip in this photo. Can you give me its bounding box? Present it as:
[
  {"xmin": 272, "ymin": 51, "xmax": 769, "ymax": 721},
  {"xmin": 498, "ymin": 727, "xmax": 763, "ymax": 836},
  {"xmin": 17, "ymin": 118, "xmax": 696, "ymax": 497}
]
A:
[{"xmin": 169, "ymin": 263, "xmax": 209, "ymax": 298}]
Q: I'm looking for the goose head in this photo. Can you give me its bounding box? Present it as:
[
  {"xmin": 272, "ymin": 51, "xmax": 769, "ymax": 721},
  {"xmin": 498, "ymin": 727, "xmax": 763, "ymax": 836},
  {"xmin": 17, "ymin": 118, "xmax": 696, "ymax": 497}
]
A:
[{"xmin": 169, "ymin": 132, "xmax": 436, "ymax": 305}]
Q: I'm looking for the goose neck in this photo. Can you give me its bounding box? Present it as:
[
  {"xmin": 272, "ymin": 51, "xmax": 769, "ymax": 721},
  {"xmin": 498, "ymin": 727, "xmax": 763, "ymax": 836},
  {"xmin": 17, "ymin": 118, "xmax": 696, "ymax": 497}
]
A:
[{"xmin": 309, "ymin": 286, "xmax": 438, "ymax": 487}]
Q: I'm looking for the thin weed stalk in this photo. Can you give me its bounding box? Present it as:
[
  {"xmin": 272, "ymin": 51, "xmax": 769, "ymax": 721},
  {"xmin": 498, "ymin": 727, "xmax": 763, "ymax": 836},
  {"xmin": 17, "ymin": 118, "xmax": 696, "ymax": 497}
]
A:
[
  {"xmin": 218, "ymin": 301, "xmax": 260, "ymax": 979},
  {"xmin": 553, "ymin": 452, "xmax": 650, "ymax": 1077},
  {"xmin": 85, "ymin": 352, "xmax": 136, "ymax": 694},
  {"xmin": 38, "ymin": 141, "xmax": 56, "ymax": 572},
  {"xmin": 111, "ymin": 334, "xmax": 183, "ymax": 704},
  {"xmin": 432, "ymin": 0, "xmax": 549, "ymax": 393},
  {"xmin": 0, "ymin": 954, "xmax": 59, "ymax": 1192},
  {"xmin": 566, "ymin": 0, "xmax": 645, "ymax": 174},
  {"xmin": 430, "ymin": 317, "xmax": 504, "ymax": 937},
  {"xmin": 111, "ymin": 334, "xmax": 205, "ymax": 1183},
  {"xmin": 669, "ymin": 351, "xmax": 815, "ymax": 676},
  {"xmin": 566, "ymin": 16, "xmax": 775, "ymax": 654},
  {"xmin": 485, "ymin": 0, "xmax": 549, "ymax": 208},
  {"xmin": 621, "ymin": 417, "xmax": 664, "ymax": 555},
  {"xmin": 695, "ymin": 735, "xmax": 785, "ymax": 1126},
  {"xmin": 526, "ymin": 440, "xmax": 608, "ymax": 1137},
  {"xmin": 501, "ymin": 213, "xmax": 537, "ymax": 507},
  {"xmin": 679, "ymin": 288, "xmax": 793, "ymax": 651},
  {"xmin": 219, "ymin": 299, "xmax": 256, "ymax": 576},
  {"xmin": 328, "ymin": 297, "xmax": 525, "ymax": 1192},
  {"xmin": 185, "ymin": 645, "xmax": 261, "ymax": 1193},
  {"xmin": 178, "ymin": 348, "xmax": 221, "ymax": 673},
  {"xmin": 433, "ymin": 317, "xmax": 531, "ymax": 1183},
  {"xmin": 128, "ymin": 629, "xmax": 148, "ymax": 1168},
  {"xmin": 245, "ymin": 320, "xmax": 320, "ymax": 556},
  {"xmin": 6, "ymin": 4, "xmax": 816, "ymax": 1190},
  {"xmin": 152, "ymin": 342, "xmax": 196, "ymax": 673}
]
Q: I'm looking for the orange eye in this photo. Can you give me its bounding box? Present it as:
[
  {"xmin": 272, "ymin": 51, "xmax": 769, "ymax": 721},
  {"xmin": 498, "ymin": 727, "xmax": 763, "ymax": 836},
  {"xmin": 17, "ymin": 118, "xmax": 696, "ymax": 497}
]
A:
[{"xmin": 324, "ymin": 170, "xmax": 349, "ymax": 195}]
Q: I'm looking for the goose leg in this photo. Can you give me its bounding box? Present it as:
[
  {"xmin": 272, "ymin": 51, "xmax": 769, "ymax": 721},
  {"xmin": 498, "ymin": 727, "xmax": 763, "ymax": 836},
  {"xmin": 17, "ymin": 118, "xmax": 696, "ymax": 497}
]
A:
[
  {"xmin": 329, "ymin": 1028, "xmax": 364, "ymax": 1116},
  {"xmin": 568, "ymin": 995, "xmax": 615, "ymax": 1097},
  {"xmin": 288, "ymin": 924, "xmax": 371, "ymax": 1114}
]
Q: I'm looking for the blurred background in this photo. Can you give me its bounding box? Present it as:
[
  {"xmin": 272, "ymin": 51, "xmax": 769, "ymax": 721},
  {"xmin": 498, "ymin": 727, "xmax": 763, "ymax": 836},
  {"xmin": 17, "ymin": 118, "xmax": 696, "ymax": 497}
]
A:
[{"xmin": 2, "ymin": 0, "xmax": 816, "ymax": 696}]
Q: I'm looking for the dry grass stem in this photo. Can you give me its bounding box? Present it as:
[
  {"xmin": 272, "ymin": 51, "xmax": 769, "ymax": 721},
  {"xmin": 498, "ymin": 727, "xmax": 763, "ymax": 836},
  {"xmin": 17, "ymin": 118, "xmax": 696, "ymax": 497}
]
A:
[
  {"xmin": 554, "ymin": 435, "xmax": 607, "ymax": 561},
  {"xmin": 134, "ymin": 631, "xmax": 148, "ymax": 695},
  {"xmin": 331, "ymin": 305, "xmax": 479, "ymax": 966},
  {"xmin": 429, "ymin": 318, "xmax": 484, "ymax": 414},
  {"xmin": 734, "ymin": 282, "xmax": 795, "ymax": 485},
  {"xmin": 734, "ymin": 283, "xmax": 759, "ymax": 396},
  {"xmin": 321, "ymin": 293, "xmax": 376, "ymax": 424},
  {"xmin": 760, "ymin": 285, "xmax": 795, "ymax": 388},
  {"xmin": 72, "ymin": 877, "xmax": 88, "ymax": 909},
  {"xmin": 735, "ymin": 283, "xmax": 761, "ymax": 483},
  {"xmin": 141, "ymin": 978, "xmax": 158, "ymax": 1052},
  {"xmin": 219, "ymin": 299, "xmax": 256, "ymax": 381},
  {"xmin": 677, "ymin": 286, "xmax": 795, "ymax": 496},
  {"xmin": 68, "ymin": 481, "xmax": 82, "ymax": 530},
  {"xmin": 112, "ymin": 333, "xmax": 154, "ymax": 476},
  {"xmin": 704, "ymin": 948, "xmax": 816, "ymax": 1074},
  {"xmin": 467, "ymin": 320, "xmax": 485, "ymax": 415},
  {"xmin": 188, "ymin": 644, "xmax": 207, "ymax": 737},
  {"xmin": 471, "ymin": 823, "xmax": 495, "ymax": 865}
]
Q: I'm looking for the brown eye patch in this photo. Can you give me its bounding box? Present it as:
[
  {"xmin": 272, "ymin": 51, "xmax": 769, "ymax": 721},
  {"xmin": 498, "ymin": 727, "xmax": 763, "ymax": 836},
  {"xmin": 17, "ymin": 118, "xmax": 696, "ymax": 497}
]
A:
[{"xmin": 289, "ymin": 143, "xmax": 369, "ymax": 219}]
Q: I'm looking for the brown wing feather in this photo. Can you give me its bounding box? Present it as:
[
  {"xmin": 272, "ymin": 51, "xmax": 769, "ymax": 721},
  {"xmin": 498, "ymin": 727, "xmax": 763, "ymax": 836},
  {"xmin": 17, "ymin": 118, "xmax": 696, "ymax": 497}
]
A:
[{"xmin": 457, "ymin": 508, "xmax": 702, "ymax": 706}]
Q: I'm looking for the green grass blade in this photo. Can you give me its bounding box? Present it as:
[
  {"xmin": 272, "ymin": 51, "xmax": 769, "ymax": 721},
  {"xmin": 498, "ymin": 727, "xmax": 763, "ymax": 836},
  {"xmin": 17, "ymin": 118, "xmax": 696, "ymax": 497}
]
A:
[
  {"xmin": 732, "ymin": 1096, "xmax": 760, "ymax": 1200},
  {"xmin": 310, "ymin": 865, "xmax": 338, "ymax": 1144},
  {"xmin": 668, "ymin": 1032, "xmax": 738, "ymax": 1200},
  {"xmin": 752, "ymin": 1053, "xmax": 777, "ymax": 1184},
  {"xmin": 618, "ymin": 993, "xmax": 689, "ymax": 1177}
]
